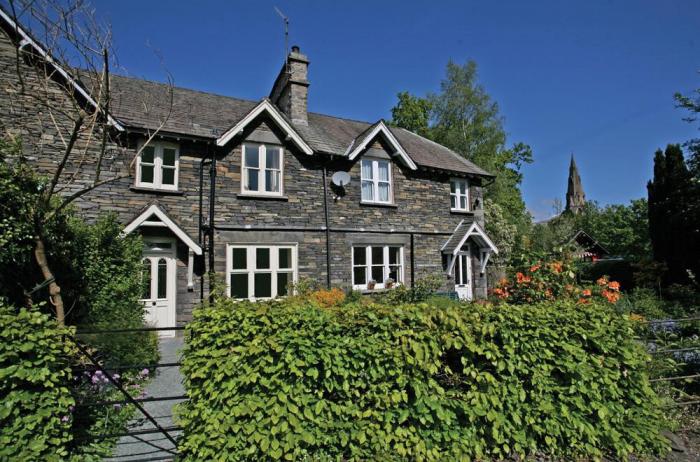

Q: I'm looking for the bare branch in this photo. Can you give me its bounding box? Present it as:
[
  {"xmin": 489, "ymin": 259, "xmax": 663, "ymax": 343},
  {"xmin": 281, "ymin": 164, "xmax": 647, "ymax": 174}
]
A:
[{"xmin": 46, "ymin": 114, "xmax": 83, "ymax": 199}]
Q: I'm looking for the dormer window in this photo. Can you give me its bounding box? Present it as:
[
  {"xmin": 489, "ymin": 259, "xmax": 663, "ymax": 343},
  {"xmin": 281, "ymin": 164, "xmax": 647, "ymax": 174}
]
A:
[
  {"xmin": 451, "ymin": 178, "xmax": 470, "ymax": 211},
  {"xmin": 242, "ymin": 143, "xmax": 283, "ymax": 196},
  {"xmin": 135, "ymin": 141, "xmax": 179, "ymax": 191},
  {"xmin": 361, "ymin": 158, "xmax": 392, "ymax": 204}
]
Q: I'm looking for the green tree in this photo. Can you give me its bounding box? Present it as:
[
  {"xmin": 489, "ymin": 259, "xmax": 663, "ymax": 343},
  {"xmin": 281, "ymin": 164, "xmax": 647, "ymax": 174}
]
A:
[
  {"xmin": 647, "ymin": 144, "xmax": 698, "ymax": 283},
  {"xmin": 674, "ymin": 84, "xmax": 700, "ymax": 174},
  {"xmin": 390, "ymin": 60, "xmax": 533, "ymax": 254}
]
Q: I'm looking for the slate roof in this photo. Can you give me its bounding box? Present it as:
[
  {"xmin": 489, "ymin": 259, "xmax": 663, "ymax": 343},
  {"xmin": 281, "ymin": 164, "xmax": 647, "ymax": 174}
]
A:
[
  {"xmin": 441, "ymin": 218, "xmax": 476, "ymax": 254},
  {"xmin": 108, "ymin": 74, "xmax": 493, "ymax": 177}
]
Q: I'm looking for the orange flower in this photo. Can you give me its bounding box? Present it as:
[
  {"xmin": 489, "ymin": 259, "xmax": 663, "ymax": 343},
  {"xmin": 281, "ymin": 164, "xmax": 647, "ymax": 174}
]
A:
[
  {"xmin": 516, "ymin": 272, "xmax": 531, "ymax": 284},
  {"xmin": 498, "ymin": 278, "xmax": 509, "ymax": 287},
  {"xmin": 549, "ymin": 262, "xmax": 563, "ymax": 273},
  {"xmin": 608, "ymin": 281, "xmax": 620, "ymax": 291},
  {"xmin": 565, "ymin": 284, "xmax": 575, "ymax": 292},
  {"xmin": 578, "ymin": 298, "xmax": 589, "ymax": 304},
  {"xmin": 601, "ymin": 289, "xmax": 620, "ymax": 303},
  {"xmin": 596, "ymin": 277, "xmax": 608, "ymax": 287},
  {"xmin": 529, "ymin": 264, "xmax": 541, "ymax": 273},
  {"xmin": 581, "ymin": 289, "xmax": 592, "ymax": 297},
  {"xmin": 545, "ymin": 288, "xmax": 553, "ymax": 299}
]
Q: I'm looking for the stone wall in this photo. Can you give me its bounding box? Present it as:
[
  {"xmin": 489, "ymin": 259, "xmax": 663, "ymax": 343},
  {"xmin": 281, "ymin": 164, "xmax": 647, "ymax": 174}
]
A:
[{"xmin": 0, "ymin": 26, "xmax": 490, "ymax": 320}]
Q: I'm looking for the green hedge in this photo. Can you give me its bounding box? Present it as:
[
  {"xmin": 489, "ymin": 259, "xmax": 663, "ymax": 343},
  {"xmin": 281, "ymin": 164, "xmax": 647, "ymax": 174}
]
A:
[
  {"xmin": 0, "ymin": 304, "xmax": 75, "ymax": 461},
  {"xmin": 178, "ymin": 299, "xmax": 668, "ymax": 461}
]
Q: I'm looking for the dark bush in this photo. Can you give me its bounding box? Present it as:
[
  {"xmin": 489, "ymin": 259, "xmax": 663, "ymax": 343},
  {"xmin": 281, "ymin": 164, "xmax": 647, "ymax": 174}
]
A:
[{"xmin": 178, "ymin": 298, "xmax": 668, "ymax": 461}]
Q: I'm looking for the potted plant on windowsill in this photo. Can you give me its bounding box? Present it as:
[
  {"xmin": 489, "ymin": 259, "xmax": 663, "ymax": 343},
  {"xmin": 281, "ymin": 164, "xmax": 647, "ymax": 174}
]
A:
[
  {"xmin": 367, "ymin": 279, "xmax": 377, "ymax": 290},
  {"xmin": 385, "ymin": 278, "xmax": 395, "ymax": 289}
]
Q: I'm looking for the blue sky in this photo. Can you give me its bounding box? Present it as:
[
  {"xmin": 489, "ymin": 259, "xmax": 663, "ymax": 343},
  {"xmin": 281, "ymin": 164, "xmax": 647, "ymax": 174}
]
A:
[{"xmin": 91, "ymin": 0, "xmax": 698, "ymax": 220}]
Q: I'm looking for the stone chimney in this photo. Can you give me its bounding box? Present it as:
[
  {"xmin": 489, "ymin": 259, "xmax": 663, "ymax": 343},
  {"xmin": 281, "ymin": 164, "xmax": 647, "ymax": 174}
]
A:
[{"xmin": 269, "ymin": 45, "xmax": 309, "ymax": 125}]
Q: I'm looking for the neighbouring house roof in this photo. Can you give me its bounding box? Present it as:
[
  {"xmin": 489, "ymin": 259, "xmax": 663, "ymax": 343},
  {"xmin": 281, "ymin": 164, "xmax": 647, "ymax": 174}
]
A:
[
  {"xmin": 106, "ymin": 75, "xmax": 493, "ymax": 177},
  {"xmin": 123, "ymin": 204, "xmax": 202, "ymax": 255},
  {"xmin": 441, "ymin": 219, "xmax": 498, "ymax": 255},
  {"xmin": 569, "ymin": 230, "xmax": 609, "ymax": 257}
]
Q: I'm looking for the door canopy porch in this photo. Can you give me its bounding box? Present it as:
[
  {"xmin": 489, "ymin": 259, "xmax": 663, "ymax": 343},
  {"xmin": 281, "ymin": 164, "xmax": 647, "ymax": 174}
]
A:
[{"xmin": 441, "ymin": 219, "xmax": 498, "ymax": 276}]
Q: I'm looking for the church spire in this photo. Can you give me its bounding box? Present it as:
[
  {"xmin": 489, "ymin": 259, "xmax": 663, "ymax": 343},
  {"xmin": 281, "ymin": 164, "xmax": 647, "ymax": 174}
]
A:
[{"xmin": 566, "ymin": 154, "xmax": 586, "ymax": 214}]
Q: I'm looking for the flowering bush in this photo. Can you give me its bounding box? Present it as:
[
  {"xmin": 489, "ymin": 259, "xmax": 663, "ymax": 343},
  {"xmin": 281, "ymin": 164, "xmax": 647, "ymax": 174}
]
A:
[
  {"xmin": 310, "ymin": 288, "xmax": 346, "ymax": 308},
  {"xmin": 491, "ymin": 257, "xmax": 622, "ymax": 306}
]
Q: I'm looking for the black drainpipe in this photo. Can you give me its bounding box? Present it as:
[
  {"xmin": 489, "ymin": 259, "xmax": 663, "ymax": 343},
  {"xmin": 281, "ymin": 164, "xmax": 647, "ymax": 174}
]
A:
[
  {"xmin": 198, "ymin": 154, "xmax": 211, "ymax": 303},
  {"xmin": 208, "ymin": 147, "xmax": 217, "ymax": 302},
  {"xmin": 321, "ymin": 165, "xmax": 332, "ymax": 289},
  {"xmin": 410, "ymin": 233, "xmax": 415, "ymax": 288}
]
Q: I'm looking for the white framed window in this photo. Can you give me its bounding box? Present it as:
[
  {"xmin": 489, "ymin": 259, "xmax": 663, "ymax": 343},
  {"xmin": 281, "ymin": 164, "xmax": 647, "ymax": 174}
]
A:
[
  {"xmin": 351, "ymin": 245, "xmax": 403, "ymax": 290},
  {"xmin": 361, "ymin": 158, "xmax": 392, "ymax": 204},
  {"xmin": 135, "ymin": 141, "xmax": 179, "ymax": 190},
  {"xmin": 227, "ymin": 244, "xmax": 297, "ymax": 300},
  {"xmin": 450, "ymin": 178, "xmax": 470, "ymax": 211},
  {"xmin": 242, "ymin": 143, "xmax": 283, "ymax": 196}
]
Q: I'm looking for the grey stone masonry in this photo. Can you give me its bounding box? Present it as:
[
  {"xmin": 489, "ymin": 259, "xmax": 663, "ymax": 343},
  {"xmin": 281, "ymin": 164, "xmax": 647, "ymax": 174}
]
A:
[{"xmin": 0, "ymin": 19, "xmax": 495, "ymax": 324}]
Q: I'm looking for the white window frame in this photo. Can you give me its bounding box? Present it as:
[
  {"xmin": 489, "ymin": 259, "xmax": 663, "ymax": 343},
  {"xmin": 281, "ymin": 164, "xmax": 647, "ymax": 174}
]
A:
[
  {"xmin": 226, "ymin": 244, "xmax": 297, "ymax": 300},
  {"xmin": 135, "ymin": 141, "xmax": 180, "ymax": 191},
  {"xmin": 450, "ymin": 177, "xmax": 470, "ymax": 211},
  {"xmin": 351, "ymin": 245, "xmax": 404, "ymax": 291},
  {"xmin": 360, "ymin": 158, "xmax": 393, "ymax": 204},
  {"xmin": 241, "ymin": 142, "xmax": 284, "ymax": 196}
]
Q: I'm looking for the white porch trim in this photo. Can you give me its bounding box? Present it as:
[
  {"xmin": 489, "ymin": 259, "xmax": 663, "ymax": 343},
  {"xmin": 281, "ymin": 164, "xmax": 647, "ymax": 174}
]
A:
[
  {"xmin": 444, "ymin": 222, "xmax": 498, "ymax": 276},
  {"xmin": 122, "ymin": 204, "xmax": 202, "ymax": 255}
]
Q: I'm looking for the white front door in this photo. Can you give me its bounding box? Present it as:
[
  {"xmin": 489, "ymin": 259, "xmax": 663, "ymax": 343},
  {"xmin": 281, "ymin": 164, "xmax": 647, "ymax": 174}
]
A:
[
  {"xmin": 141, "ymin": 239, "xmax": 177, "ymax": 337},
  {"xmin": 455, "ymin": 245, "xmax": 473, "ymax": 301}
]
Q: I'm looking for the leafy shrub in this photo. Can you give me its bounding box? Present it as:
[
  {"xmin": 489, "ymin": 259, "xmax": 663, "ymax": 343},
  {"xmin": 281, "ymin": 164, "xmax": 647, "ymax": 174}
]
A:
[
  {"xmin": 0, "ymin": 304, "xmax": 75, "ymax": 461},
  {"xmin": 380, "ymin": 273, "xmax": 443, "ymax": 304},
  {"xmin": 178, "ymin": 298, "xmax": 667, "ymax": 461}
]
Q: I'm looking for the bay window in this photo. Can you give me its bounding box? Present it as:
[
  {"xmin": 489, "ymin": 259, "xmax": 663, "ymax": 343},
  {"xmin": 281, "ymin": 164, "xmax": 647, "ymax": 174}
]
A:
[
  {"xmin": 242, "ymin": 143, "xmax": 283, "ymax": 195},
  {"xmin": 450, "ymin": 178, "xmax": 469, "ymax": 211},
  {"xmin": 227, "ymin": 244, "xmax": 296, "ymax": 300},
  {"xmin": 361, "ymin": 158, "xmax": 392, "ymax": 204},
  {"xmin": 136, "ymin": 142, "xmax": 179, "ymax": 190},
  {"xmin": 352, "ymin": 245, "xmax": 403, "ymax": 290}
]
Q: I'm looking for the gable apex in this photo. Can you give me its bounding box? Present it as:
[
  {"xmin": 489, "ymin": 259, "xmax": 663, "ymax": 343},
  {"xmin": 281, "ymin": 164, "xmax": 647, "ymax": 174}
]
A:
[
  {"xmin": 216, "ymin": 99, "xmax": 313, "ymax": 154},
  {"xmin": 345, "ymin": 121, "xmax": 417, "ymax": 170}
]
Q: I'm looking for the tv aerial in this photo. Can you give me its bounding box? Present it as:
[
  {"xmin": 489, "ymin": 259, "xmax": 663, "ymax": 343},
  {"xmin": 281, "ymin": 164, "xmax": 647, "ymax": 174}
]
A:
[{"xmin": 274, "ymin": 6, "xmax": 289, "ymax": 71}]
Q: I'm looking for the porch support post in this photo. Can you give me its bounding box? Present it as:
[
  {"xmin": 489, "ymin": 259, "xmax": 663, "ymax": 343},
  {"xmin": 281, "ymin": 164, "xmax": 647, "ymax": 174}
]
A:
[{"xmin": 187, "ymin": 249, "xmax": 194, "ymax": 290}]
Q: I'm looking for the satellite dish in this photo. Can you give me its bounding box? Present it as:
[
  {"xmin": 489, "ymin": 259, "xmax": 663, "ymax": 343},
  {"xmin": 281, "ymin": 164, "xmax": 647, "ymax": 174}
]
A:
[{"xmin": 331, "ymin": 171, "xmax": 351, "ymax": 187}]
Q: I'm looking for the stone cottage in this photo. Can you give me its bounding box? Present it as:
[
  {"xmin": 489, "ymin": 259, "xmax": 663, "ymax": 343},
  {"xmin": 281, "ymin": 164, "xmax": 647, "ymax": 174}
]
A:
[{"xmin": 0, "ymin": 8, "xmax": 497, "ymax": 332}]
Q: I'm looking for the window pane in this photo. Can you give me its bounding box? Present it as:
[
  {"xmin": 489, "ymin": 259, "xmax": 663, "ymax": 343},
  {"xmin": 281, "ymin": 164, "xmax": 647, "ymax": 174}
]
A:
[
  {"xmin": 353, "ymin": 267, "xmax": 366, "ymax": 285},
  {"xmin": 162, "ymin": 167, "xmax": 175, "ymax": 185},
  {"xmin": 265, "ymin": 170, "xmax": 280, "ymax": 192},
  {"xmin": 266, "ymin": 148, "xmax": 280, "ymax": 169},
  {"xmin": 141, "ymin": 259, "xmax": 151, "ymax": 299},
  {"xmin": 460, "ymin": 255, "xmax": 469, "ymax": 285},
  {"xmin": 141, "ymin": 146, "xmax": 155, "ymax": 164},
  {"xmin": 377, "ymin": 161, "xmax": 389, "ymax": 181},
  {"xmin": 141, "ymin": 165, "xmax": 154, "ymax": 183},
  {"xmin": 371, "ymin": 265, "xmax": 384, "ymax": 283},
  {"xmin": 256, "ymin": 248, "xmax": 270, "ymax": 269},
  {"xmin": 244, "ymin": 145, "xmax": 259, "ymax": 168},
  {"xmin": 450, "ymin": 180, "xmax": 456, "ymax": 193},
  {"xmin": 361, "ymin": 160, "xmax": 373, "ymax": 179},
  {"xmin": 460, "ymin": 196, "xmax": 468, "ymax": 210},
  {"xmin": 279, "ymin": 248, "xmax": 292, "ymax": 269},
  {"xmin": 162, "ymin": 148, "xmax": 176, "ymax": 166},
  {"xmin": 451, "ymin": 195, "xmax": 457, "ymax": 209},
  {"xmin": 388, "ymin": 266, "xmax": 400, "ymax": 282},
  {"xmin": 389, "ymin": 247, "xmax": 400, "ymax": 265},
  {"xmin": 254, "ymin": 273, "xmax": 272, "ymax": 298},
  {"xmin": 361, "ymin": 180, "xmax": 374, "ymax": 201},
  {"xmin": 230, "ymin": 273, "xmax": 248, "ymax": 299},
  {"xmin": 157, "ymin": 259, "xmax": 167, "ymax": 299},
  {"xmin": 231, "ymin": 248, "xmax": 247, "ymax": 270},
  {"xmin": 378, "ymin": 183, "xmax": 390, "ymax": 202},
  {"xmin": 277, "ymin": 272, "xmax": 291, "ymax": 296},
  {"xmin": 353, "ymin": 246, "xmax": 366, "ymax": 265},
  {"xmin": 246, "ymin": 168, "xmax": 259, "ymax": 191},
  {"xmin": 371, "ymin": 247, "xmax": 384, "ymax": 265}
]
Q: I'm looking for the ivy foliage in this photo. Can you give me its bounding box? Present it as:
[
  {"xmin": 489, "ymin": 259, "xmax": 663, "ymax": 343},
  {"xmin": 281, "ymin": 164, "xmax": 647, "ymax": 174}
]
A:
[
  {"xmin": 0, "ymin": 304, "xmax": 75, "ymax": 461},
  {"xmin": 178, "ymin": 299, "xmax": 668, "ymax": 461}
]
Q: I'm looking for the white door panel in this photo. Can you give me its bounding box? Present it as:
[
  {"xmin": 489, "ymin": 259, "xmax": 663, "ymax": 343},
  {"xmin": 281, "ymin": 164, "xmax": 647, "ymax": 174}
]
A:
[
  {"xmin": 455, "ymin": 245, "xmax": 473, "ymax": 301},
  {"xmin": 141, "ymin": 240, "xmax": 176, "ymax": 337}
]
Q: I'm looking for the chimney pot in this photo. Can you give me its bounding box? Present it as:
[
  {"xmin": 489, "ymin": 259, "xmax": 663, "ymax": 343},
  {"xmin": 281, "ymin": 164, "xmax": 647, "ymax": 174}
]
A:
[
  {"xmin": 291, "ymin": 45, "xmax": 300, "ymax": 53},
  {"xmin": 269, "ymin": 45, "xmax": 309, "ymax": 125}
]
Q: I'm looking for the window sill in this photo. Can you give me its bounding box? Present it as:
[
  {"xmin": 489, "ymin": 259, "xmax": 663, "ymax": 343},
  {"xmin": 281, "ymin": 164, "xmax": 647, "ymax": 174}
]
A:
[
  {"xmin": 237, "ymin": 193, "xmax": 288, "ymax": 201},
  {"xmin": 360, "ymin": 201, "xmax": 398, "ymax": 208},
  {"xmin": 130, "ymin": 186, "xmax": 184, "ymax": 196},
  {"xmin": 450, "ymin": 209, "xmax": 475, "ymax": 215}
]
